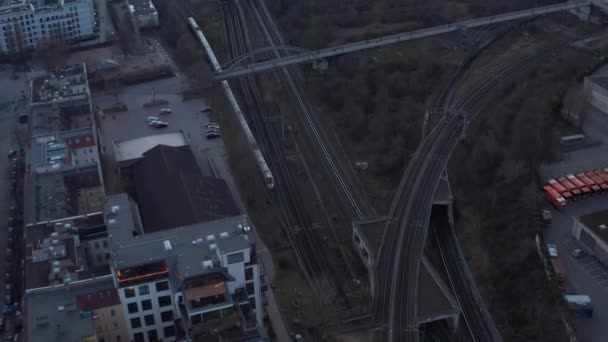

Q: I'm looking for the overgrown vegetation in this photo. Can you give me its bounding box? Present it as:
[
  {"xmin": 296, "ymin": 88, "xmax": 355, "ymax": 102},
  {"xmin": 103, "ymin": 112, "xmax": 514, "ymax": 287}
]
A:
[{"xmin": 266, "ymin": 0, "xmax": 601, "ymax": 340}]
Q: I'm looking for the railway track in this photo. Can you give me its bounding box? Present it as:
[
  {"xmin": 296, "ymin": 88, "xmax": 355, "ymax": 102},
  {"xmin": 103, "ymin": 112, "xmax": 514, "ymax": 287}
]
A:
[
  {"xmin": 222, "ymin": 0, "xmax": 359, "ymax": 313},
  {"xmin": 247, "ymin": 0, "xmax": 375, "ymax": 221},
  {"xmin": 376, "ymin": 34, "xmax": 585, "ymax": 342}
]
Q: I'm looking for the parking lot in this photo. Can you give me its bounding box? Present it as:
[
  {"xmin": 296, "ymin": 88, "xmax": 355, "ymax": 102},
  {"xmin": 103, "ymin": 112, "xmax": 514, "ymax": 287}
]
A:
[
  {"xmin": 542, "ymin": 88, "xmax": 608, "ymax": 341},
  {"xmin": 92, "ymin": 77, "xmax": 231, "ymax": 192}
]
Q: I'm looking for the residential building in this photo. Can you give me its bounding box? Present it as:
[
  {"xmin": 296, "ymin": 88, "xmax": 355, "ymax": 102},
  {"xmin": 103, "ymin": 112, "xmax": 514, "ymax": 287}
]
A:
[
  {"xmin": 24, "ymin": 126, "xmax": 104, "ymax": 224},
  {"xmin": 0, "ymin": 0, "xmax": 96, "ymax": 54},
  {"xmin": 24, "ymin": 63, "xmax": 104, "ymax": 225},
  {"xmin": 24, "ymin": 213, "xmax": 111, "ymax": 291},
  {"xmin": 76, "ymin": 286, "xmax": 130, "ymax": 342},
  {"xmin": 105, "ymin": 193, "xmax": 265, "ymax": 342},
  {"xmin": 584, "ymin": 74, "xmax": 608, "ymax": 115},
  {"xmin": 572, "ymin": 209, "xmax": 608, "ymax": 265},
  {"xmin": 126, "ymin": 0, "xmax": 158, "ymax": 29},
  {"xmin": 24, "ymin": 276, "xmax": 122, "ymax": 342}
]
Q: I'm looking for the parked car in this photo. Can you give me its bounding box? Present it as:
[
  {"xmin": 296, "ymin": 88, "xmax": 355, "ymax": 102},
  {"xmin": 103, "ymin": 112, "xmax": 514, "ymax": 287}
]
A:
[
  {"xmin": 201, "ymin": 106, "xmax": 213, "ymax": 113},
  {"xmin": 206, "ymin": 123, "xmax": 220, "ymax": 130},
  {"xmin": 206, "ymin": 131, "xmax": 221, "ymax": 139},
  {"xmin": 206, "ymin": 128, "xmax": 220, "ymax": 134},
  {"xmin": 147, "ymin": 116, "xmax": 159, "ymax": 122},
  {"xmin": 547, "ymin": 244, "xmax": 558, "ymax": 258},
  {"xmin": 7, "ymin": 150, "xmax": 16, "ymax": 159},
  {"xmin": 159, "ymin": 108, "xmax": 172, "ymax": 114},
  {"xmin": 572, "ymin": 249, "xmax": 584, "ymax": 258},
  {"xmin": 154, "ymin": 121, "xmax": 169, "ymax": 128}
]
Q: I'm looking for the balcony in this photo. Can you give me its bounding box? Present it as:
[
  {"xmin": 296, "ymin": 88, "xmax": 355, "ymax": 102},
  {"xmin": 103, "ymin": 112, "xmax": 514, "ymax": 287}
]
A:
[
  {"xmin": 185, "ymin": 281, "xmax": 232, "ymax": 315},
  {"xmin": 116, "ymin": 261, "xmax": 169, "ymax": 287}
]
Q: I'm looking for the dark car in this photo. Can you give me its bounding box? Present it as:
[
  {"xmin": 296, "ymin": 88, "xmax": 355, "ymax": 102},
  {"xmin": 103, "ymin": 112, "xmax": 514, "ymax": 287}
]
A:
[
  {"xmin": 206, "ymin": 131, "xmax": 221, "ymax": 139},
  {"xmin": 7, "ymin": 150, "xmax": 16, "ymax": 159}
]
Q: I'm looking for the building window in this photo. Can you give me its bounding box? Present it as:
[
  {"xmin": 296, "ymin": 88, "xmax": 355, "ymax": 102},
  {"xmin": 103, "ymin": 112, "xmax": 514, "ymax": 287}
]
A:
[
  {"xmin": 246, "ymin": 283, "xmax": 255, "ymax": 295},
  {"xmin": 141, "ymin": 299, "xmax": 152, "ymax": 311},
  {"xmin": 147, "ymin": 330, "xmax": 159, "ymax": 342},
  {"xmin": 130, "ymin": 317, "xmax": 141, "ymax": 329},
  {"xmin": 144, "ymin": 314, "xmax": 155, "ymax": 326},
  {"xmin": 113, "ymin": 321, "xmax": 119, "ymax": 328},
  {"xmin": 155, "ymin": 281, "xmax": 169, "ymax": 292},
  {"xmin": 158, "ymin": 295, "xmax": 171, "ymax": 307},
  {"xmin": 96, "ymin": 254, "xmax": 102, "ymax": 263},
  {"xmin": 160, "ymin": 310, "xmax": 173, "ymax": 322},
  {"xmin": 127, "ymin": 302, "xmax": 138, "ymax": 314},
  {"xmin": 133, "ymin": 332, "xmax": 144, "ymax": 342},
  {"xmin": 203, "ymin": 310, "xmax": 221, "ymax": 322},
  {"xmin": 191, "ymin": 314, "xmax": 201, "ymax": 324},
  {"xmin": 139, "ymin": 285, "xmax": 150, "ymax": 296},
  {"xmin": 110, "ymin": 309, "xmax": 115, "ymax": 317},
  {"xmin": 245, "ymin": 267, "xmax": 253, "ymax": 281},
  {"xmin": 163, "ymin": 326, "xmax": 175, "ymax": 338},
  {"xmin": 94, "ymin": 241, "xmax": 100, "ymax": 249},
  {"xmin": 227, "ymin": 252, "xmax": 244, "ymax": 264},
  {"xmin": 124, "ymin": 287, "xmax": 135, "ymax": 298}
]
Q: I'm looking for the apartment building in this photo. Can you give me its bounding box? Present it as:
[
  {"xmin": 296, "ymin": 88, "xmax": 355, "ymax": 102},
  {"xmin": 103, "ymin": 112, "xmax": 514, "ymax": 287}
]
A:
[
  {"xmin": 105, "ymin": 193, "xmax": 265, "ymax": 342},
  {"xmin": 0, "ymin": 0, "xmax": 95, "ymax": 54}
]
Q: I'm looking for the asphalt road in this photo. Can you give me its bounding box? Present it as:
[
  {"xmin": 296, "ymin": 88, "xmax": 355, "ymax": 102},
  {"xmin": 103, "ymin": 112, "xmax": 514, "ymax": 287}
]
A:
[{"xmin": 0, "ymin": 68, "xmax": 29, "ymax": 333}]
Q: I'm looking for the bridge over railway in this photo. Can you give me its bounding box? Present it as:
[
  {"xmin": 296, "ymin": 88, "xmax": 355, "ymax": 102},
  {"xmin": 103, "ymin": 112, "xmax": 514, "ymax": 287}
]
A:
[{"xmin": 214, "ymin": 0, "xmax": 605, "ymax": 80}]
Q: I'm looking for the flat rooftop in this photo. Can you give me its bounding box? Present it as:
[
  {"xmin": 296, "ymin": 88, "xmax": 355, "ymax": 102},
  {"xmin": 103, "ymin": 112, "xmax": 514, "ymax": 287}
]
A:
[
  {"xmin": 25, "ymin": 276, "xmax": 115, "ymax": 342},
  {"xmin": 105, "ymin": 194, "xmax": 252, "ymax": 281},
  {"xmin": 24, "ymin": 164, "xmax": 103, "ymax": 224},
  {"xmin": 24, "ymin": 127, "xmax": 103, "ymax": 224},
  {"xmin": 126, "ymin": 0, "xmax": 157, "ymax": 16},
  {"xmin": 113, "ymin": 131, "xmax": 187, "ymax": 166},
  {"xmin": 30, "ymin": 64, "xmax": 89, "ymax": 106},
  {"xmin": 25, "ymin": 213, "xmax": 110, "ymax": 290},
  {"xmin": 579, "ymin": 209, "xmax": 608, "ymax": 243},
  {"xmin": 134, "ymin": 145, "xmax": 240, "ymax": 233},
  {"xmin": 0, "ymin": 1, "xmax": 31, "ymax": 15}
]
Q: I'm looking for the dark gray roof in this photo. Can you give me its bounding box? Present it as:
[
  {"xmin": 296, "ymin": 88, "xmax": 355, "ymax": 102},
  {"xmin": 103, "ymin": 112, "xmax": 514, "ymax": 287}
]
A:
[
  {"xmin": 24, "ymin": 164, "xmax": 101, "ymax": 224},
  {"xmin": 25, "ymin": 276, "xmax": 115, "ymax": 342},
  {"xmin": 133, "ymin": 145, "xmax": 240, "ymax": 233},
  {"xmin": 109, "ymin": 213, "xmax": 252, "ymax": 275},
  {"xmin": 25, "ymin": 213, "xmax": 110, "ymax": 290}
]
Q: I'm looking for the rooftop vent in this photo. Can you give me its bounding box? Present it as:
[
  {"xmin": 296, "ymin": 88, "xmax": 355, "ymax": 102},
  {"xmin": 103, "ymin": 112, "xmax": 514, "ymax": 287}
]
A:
[
  {"xmin": 206, "ymin": 234, "xmax": 215, "ymax": 242},
  {"xmin": 220, "ymin": 232, "xmax": 229, "ymax": 238},
  {"xmin": 202, "ymin": 260, "xmax": 213, "ymax": 269},
  {"xmin": 600, "ymin": 225, "xmax": 607, "ymax": 231},
  {"xmin": 111, "ymin": 205, "xmax": 120, "ymax": 213},
  {"xmin": 209, "ymin": 243, "xmax": 217, "ymax": 251},
  {"xmin": 163, "ymin": 240, "xmax": 172, "ymax": 251},
  {"xmin": 192, "ymin": 238, "xmax": 203, "ymax": 245},
  {"xmin": 108, "ymin": 219, "xmax": 116, "ymax": 225}
]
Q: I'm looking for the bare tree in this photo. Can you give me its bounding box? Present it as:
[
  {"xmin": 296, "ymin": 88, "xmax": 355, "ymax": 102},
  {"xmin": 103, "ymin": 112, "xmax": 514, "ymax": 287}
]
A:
[
  {"xmin": 33, "ymin": 38, "xmax": 70, "ymax": 71},
  {"xmin": 117, "ymin": 13, "xmax": 135, "ymax": 58}
]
